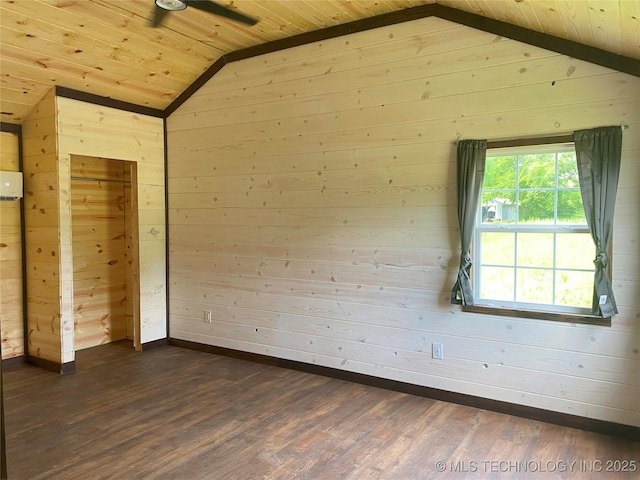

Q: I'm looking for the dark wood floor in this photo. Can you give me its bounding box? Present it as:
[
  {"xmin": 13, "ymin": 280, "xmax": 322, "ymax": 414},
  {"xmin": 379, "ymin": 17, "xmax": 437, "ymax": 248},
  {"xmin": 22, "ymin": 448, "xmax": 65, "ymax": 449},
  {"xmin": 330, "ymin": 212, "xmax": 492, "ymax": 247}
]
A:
[{"xmin": 3, "ymin": 342, "xmax": 639, "ymax": 479}]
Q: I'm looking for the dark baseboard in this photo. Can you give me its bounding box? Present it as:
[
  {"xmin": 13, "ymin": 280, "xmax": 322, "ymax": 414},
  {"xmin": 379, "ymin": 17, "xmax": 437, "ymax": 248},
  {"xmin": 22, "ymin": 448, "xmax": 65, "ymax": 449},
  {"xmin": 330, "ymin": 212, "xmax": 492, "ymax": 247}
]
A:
[
  {"xmin": 26, "ymin": 355, "xmax": 76, "ymax": 375},
  {"xmin": 1, "ymin": 356, "xmax": 25, "ymax": 371},
  {"xmin": 142, "ymin": 338, "xmax": 168, "ymax": 351},
  {"xmin": 169, "ymin": 338, "xmax": 278, "ymax": 366},
  {"xmin": 168, "ymin": 338, "xmax": 639, "ymax": 441}
]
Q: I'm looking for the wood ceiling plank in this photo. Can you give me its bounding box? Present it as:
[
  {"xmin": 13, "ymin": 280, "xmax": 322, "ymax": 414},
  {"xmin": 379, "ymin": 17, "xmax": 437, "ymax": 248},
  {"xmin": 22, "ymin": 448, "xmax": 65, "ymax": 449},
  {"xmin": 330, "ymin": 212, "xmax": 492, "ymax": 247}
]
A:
[
  {"xmin": 178, "ymin": 0, "xmax": 272, "ymax": 45},
  {"xmin": 0, "ymin": 49, "xmax": 172, "ymax": 109},
  {"xmin": 0, "ymin": 6, "xmax": 214, "ymax": 75},
  {"xmin": 29, "ymin": 0, "xmax": 223, "ymax": 62},
  {"xmin": 277, "ymin": 1, "xmax": 342, "ymax": 29},
  {"xmin": 586, "ymin": 0, "xmax": 623, "ymax": 55},
  {"xmin": 354, "ymin": 0, "xmax": 436, "ymax": 21},
  {"xmin": 442, "ymin": 0, "xmax": 483, "ymax": 16},
  {"xmin": 619, "ymin": 0, "xmax": 640, "ymax": 59},
  {"xmin": 0, "ymin": 86, "xmax": 43, "ymax": 108},
  {"xmin": 442, "ymin": 0, "xmax": 495, "ymax": 21},
  {"xmin": 484, "ymin": 0, "xmax": 529, "ymax": 28},
  {"xmin": 256, "ymin": 0, "xmax": 328, "ymax": 34},
  {"xmin": 1, "ymin": 0, "xmax": 638, "ymax": 126},
  {"xmin": 0, "ymin": 106, "xmax": 31, "ymax": 125},
  {"xmin": 329, "ymin": 0, "xmax": 382, "ymax": 21},
  {"xmin": 473, "ymin": 0, "xmax": 504, "ymax": 24},
  {"xmin": 96, "ymin": 0, "xmax": 268, "ymax": 52},
  {"xmin": 298, "ymin": 0, "xmax": 349, "ymax": 26},
  {"xmin": 304, "ymin": 0, "xmax": 356, "ymax": 27},
  {"xmin": 0, "ymin": 24, "xmax": 194, "ymax": 94},
  {"xmin": 0, "ymin": 72, "xmax": 51, "ymax": 97},
  {"xmin": 276, "ymin": 0, "xmax": 351, "ymax": 32},
  {"xmin": 483, "ymin": 0, "xmax": 544, "ymax": 34},
  {"xmin": 554, "ymin": 0, "xmax": 596, "ymax": 48},
  {"xmin": 232, "ymin": 1, "xmax": 307, "ymax": 37},
  {"xmin": 0, "ymin": 47, "xmax": 178, "ymax": 107},
  {"xmin": 0, "ymin": 99, "xmax": 33, "ymax": 126},
  {"xmin": 529, "ymin": 0, "xmax": 570, "ymax": 38}
]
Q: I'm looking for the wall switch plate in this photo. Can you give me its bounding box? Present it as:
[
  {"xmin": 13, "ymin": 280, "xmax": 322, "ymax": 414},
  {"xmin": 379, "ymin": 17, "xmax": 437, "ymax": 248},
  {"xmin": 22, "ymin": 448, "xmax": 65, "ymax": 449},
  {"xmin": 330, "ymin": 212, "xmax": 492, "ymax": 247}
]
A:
[
  {"xmin": 204, "ymin": 310, "xmax": 212, "ymax": 323},
  {"xmin": 432, "ymin": 343, "xmax": 443, "ymax": 360}
]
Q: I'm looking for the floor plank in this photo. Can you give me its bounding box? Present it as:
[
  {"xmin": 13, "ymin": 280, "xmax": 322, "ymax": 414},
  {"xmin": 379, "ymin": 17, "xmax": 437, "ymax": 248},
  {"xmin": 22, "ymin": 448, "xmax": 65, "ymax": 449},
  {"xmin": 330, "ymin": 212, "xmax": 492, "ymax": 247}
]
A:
[{"xmin": 3, "ymin": 342, "xmax": 639, "ymax": 479}]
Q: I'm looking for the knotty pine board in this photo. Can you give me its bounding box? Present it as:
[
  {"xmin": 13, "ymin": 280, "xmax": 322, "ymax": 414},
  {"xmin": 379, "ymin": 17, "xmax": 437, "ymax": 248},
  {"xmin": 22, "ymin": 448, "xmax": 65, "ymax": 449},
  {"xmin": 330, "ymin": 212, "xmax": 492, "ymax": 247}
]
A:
[
  {"xmin": 169, "ymin": 327, "xmax": 637, "ymax": 427},
  {"xmin": 19, "ymin": 91, "xmax": 166, "ymax": 361},
  {"xmin": 71, "ymin": 156, "xmax": 128, "ymax": 350},
  {"xmin": 168, "ymin": 282, "xmax": 640, "ymax": 361},
  {"xmin": 167, "ymin": 19, "xmax": 640, "ymax": 426},
  {"xmin": 124, "ymin": 165, "xmax": 137, "ymax": 341},
  {"xmin": 173, "ymin": 25, "xmax": 517, "ymax": 109},
  {"xmin": 21, "ymin": 89, "xmax": 63, "ymax": 364},
  {"xmin": 169, "ymin": 301, "xmax": 640, "ymax": 379},
  {"xmin": 170, "ymin": 316, "xmax": 639, "ymax": 412},
  {"xmin": 56, "ymin": 97, "xmax": 165, "ymax": 347},
  {"xmin": 170, "ymin": 74, "xmax": 637, "ymax": 154},
  {"xmin": 0, "ymin": 46, "xmax": 163, "ymax": 112},
  {"xmin": 0, "ymin": 131, "xmax": 24, "ymax": 360}
]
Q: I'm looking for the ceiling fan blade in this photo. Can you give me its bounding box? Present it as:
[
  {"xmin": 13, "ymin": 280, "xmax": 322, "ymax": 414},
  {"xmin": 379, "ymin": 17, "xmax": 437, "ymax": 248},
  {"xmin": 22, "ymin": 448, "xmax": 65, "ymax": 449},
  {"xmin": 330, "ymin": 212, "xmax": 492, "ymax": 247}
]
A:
[
  {"xmin": 185, "ymin": 0, "xmax": 258, "ymax": 26},
  {"xmin": 151, "ymin": 6, "xmax": 170, "ymax": 27}
]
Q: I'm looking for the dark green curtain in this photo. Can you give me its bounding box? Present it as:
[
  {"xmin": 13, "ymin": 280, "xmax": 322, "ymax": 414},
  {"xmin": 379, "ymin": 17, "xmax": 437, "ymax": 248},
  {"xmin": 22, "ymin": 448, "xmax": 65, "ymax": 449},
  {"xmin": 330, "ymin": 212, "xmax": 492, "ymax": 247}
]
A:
[
  {"xmin": 574, "ymin": 126, "xmax": 623, "ymax": 318},
  {"xmin": 451, "ymin": 140, "xmax": 487, "ymax": 305}
]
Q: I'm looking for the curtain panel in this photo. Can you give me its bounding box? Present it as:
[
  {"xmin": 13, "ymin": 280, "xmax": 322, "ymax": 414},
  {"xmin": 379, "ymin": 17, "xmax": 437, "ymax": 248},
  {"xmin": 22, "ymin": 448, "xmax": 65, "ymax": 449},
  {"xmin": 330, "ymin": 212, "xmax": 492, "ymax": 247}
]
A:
[
  {"xmin": 451, "ymin": 140, "xmax": 487, "ymax": 305},
  {"xmin": 574, "ymin": 126, "xmax": 623, "ymax": 318}
]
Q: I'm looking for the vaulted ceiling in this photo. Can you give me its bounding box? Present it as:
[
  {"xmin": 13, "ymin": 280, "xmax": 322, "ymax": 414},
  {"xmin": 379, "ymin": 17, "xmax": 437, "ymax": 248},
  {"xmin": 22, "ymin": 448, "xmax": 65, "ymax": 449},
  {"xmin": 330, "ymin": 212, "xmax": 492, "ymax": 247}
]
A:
[{"xmin": 1, "ymin": 0, "xmax": 639, "ymax": 125}]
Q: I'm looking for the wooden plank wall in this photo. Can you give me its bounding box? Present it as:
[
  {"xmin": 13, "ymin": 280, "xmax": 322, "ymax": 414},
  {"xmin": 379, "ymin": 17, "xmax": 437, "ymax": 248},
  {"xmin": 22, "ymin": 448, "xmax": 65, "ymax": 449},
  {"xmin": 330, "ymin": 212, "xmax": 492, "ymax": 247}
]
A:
[
  {"xmin": 167, "ymin": 16, "xmax": 640, "ymax": 427},
  {"xmin": 0, "ymin": 131, "xmax": 23, "ymax": 360},
  {"xmin": 70, "ymin": 155, "xmax": 128, "ymax": 350},
  {"xmin": 20, "ymin": 91, "xmax": 164, "ymax": 363},
  {"xmin": 123, "ymin": 164, "xmax": 139, "ymax": 341},
  {"xmin": 56, "ymin": 97, "xmax": 166, "ymax": 349},
  {"xmin": 21, "ymin": 90, "xmax": 64, "ymax": 364}
]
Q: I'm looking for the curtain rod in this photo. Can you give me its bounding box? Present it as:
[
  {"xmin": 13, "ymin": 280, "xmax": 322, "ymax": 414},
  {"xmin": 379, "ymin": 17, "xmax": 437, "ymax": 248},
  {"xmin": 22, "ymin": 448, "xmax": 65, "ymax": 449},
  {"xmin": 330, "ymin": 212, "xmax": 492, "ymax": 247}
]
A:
[
  {"xmin": 486, "ymin": 135, "xmax": 573, "ymax": 150},
  {"xmin": 479, "ymin": 125, "xmax": 629, "ymax": 149}
]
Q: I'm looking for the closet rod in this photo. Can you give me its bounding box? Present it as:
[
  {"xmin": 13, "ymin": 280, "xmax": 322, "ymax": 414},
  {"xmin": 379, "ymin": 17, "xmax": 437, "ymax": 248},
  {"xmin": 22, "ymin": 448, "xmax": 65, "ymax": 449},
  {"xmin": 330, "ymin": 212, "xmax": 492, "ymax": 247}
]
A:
[{"xmin": 71, "ymin": 176, "xmax": 130, "ymax": 184}]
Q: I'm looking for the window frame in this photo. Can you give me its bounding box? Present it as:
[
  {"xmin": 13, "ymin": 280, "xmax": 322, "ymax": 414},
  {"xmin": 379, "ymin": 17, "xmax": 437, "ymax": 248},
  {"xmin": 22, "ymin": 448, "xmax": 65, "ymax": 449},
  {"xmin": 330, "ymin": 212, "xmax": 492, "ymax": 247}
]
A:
[{"xmin": 465, "ymin": 140, "xmax": 610, "ymax": 326}]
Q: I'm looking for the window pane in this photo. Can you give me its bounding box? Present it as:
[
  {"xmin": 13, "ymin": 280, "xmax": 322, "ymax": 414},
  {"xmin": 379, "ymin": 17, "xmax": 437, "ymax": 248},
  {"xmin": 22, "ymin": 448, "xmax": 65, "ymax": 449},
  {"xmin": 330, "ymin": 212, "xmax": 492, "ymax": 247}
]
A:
[
  {"xmin": 518, "ymin": 154, "xmax": 555, "ymax": 189},
  {"xmin": 557, "ymin": 152, "xmax": 579, "ymax": 188},
  {"xmin": 480, "ymin": 266, "xmax": 514, "ymax": 301},
  {"xmin": 557, "ymin": 189, "xmax": 586, "ymax": 224},
  {"xmin": 482, "ymin": 191, "xmax": 516, "ymax": 224},
  {"xmin": 518, "ymin": 190, "xmax": 554, "ymax": 223},
  {"xmin": 476, "ymin": 144, "xmax": 606, "ymax": 314},
  {"xmin": 484, "ymin": 156, "xmax": 516, "ymax": 190},
  {"xmin": 556, "ymin": 233, "xmax": 594, "ymax": 270},
  {"xmin": 517, "ymin": 233, "xmax": 553, "ymax": 268},
  {"xmin": 481, "ymin": 232, "xmax": 514, "ymax": 266},
  {"xmin": 555, "ymin": 270, "xmax": 593, "ymax": 308},
  {"xmin": 515, "ymin": 268, "xmax": 553, "ymax": 304}
]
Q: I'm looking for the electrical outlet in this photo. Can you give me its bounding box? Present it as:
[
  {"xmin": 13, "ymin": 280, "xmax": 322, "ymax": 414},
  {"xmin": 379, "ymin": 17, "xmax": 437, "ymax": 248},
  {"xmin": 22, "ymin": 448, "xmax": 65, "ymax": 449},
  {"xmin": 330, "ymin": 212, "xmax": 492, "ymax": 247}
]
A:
[
  {"xmin": 432, "ymin": 342, "xmax": 443, "ymax": 360},
  {"xmin": 204, "ymin": 310, "xmax": 212, "ymax": 323}
]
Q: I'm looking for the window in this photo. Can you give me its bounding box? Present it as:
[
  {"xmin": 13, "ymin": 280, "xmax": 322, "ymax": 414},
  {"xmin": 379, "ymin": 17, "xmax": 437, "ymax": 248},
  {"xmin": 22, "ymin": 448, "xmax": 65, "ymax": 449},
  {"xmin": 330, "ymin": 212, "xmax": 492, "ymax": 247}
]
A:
[{"xmin": 473, "ymin": 143, "xmax": 595, "ymax": 314}]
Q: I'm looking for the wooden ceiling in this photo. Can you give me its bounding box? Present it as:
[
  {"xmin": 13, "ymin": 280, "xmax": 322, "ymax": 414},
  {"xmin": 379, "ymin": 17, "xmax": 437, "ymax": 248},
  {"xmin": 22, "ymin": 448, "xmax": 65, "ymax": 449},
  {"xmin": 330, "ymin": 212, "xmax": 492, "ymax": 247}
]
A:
[{"xmin": 1, "ymin": 0, "xmax": 639, "ymax": 125}]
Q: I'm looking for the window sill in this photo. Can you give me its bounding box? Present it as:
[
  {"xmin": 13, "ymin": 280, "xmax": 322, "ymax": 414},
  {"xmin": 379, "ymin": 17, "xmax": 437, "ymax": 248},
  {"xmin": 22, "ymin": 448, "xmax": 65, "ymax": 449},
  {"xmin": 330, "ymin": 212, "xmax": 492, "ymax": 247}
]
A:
[{"xmin": 462, "ymin": 305, "xmax": 611, "ymax": 327}]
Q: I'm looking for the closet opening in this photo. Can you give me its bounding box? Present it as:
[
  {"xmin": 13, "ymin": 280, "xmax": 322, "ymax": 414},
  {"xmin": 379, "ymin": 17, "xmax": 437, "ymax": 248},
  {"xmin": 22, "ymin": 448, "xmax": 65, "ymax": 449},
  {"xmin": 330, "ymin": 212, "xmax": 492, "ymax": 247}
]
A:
[{"xmin": 70, "ymin": 156, "xmax": 140, "ymax": 352}]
